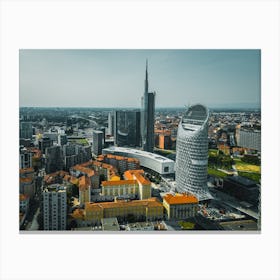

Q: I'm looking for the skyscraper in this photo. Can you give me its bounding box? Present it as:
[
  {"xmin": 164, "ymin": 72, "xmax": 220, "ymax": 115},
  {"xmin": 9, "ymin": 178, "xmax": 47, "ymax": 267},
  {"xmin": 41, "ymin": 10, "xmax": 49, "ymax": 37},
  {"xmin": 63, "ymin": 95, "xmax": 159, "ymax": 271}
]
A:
[
  {"xmin": 114, "ymin": 110, "xmax": 141, "ymax": 147},
  {"xmin": 93, "ymin": 130, "xmax": 104, "ymax": 156},
  {"xmin": 107, "ymin": 112, "xmax": 114, "ymax": 136},
  {"xmin": 141, "ymin": 60, "xmax": 155, "ymax": 152},
  {"xmin": 175, "ymin": 104, "xmax": 211, "ymax": 201}
]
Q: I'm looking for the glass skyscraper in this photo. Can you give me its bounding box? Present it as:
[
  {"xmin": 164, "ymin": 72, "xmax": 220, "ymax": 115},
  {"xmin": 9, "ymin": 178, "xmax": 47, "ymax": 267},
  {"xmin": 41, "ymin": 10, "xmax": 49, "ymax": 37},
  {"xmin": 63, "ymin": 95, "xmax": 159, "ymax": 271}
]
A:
[
  {"xmin": 114, "ymin": 110, "xmax": 141, "ymax": 147},
  {"xmin": 141, "ymin": 60, "xmax": 155, "ymax": 153},
  {"xmin": 175, "ymin": 104, "xmax": 212, "ymax": 201}
]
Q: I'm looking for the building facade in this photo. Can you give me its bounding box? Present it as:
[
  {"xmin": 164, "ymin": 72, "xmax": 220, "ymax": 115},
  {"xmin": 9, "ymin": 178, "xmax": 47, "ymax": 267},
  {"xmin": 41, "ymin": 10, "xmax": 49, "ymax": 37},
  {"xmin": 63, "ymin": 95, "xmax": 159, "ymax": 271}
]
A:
[
  {"xmin": 96, "ymin": 154, "xmax": 140, "ymax": 174},
  {"xmin": 236, "ymin": 128, "xmax": 261, "ymax": 152},
  {"xmin": 102, "ymin": 146, "xmax": 175, "ymax": 175},
  {"xmin": 19, "ymin": 146, "xmax": 33, "ymax": 169},
  {"xmin": 93, "ymin": 130, "xmax": 104, "ymax": 156},
  {"xmin": 43, "ymin": 184, "xmax": 67, "ymax": 230},
  {"xmin": 176, "ymin": 104, "xmax": 211, "ymax": 201},
  {"xmin": 20, "ymin": 122, "xmax": 33, "ymax": 140},
  {"xmin": 163, "ymin": 193, "xmax": 199, "ymax": 220},
  {"xmin": 141, "ymin": 60, "xmax": 155, "ymax": 152},
  {"xmin": 45, "ymin": 146, "xmax": 64, "ymax": 174},
  {"xmin": 114, "ymin": 110, "xmax": 141, "ymax": 147}
]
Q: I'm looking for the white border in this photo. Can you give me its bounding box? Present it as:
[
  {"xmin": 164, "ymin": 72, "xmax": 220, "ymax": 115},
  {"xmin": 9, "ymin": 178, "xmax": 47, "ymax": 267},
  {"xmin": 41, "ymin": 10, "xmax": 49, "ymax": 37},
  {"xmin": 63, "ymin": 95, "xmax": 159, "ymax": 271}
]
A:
[{"xmin": 1, "ymin": 1, "xmax": 279, "ymax": 280}]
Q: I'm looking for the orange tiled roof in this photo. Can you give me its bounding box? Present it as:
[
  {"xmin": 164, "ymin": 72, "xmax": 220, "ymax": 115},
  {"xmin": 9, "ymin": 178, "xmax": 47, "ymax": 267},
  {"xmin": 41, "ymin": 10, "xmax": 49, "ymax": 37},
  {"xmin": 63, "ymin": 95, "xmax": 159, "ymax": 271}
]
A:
[
  {"xmin": 124, "ymin": 170, "xmax": 151, "ymax": 185},
  {"xmin": 101, "ymin": 180, "xmax": 137, "ymax": 187},
  {"xmin": 70, "ymin": 176, "xmax": 79, "ymax": 185},
  {"xmin": 20, "ymin": 177, "xmax": 33, "ymax": 183},
  {"xmin": 164, "ymin": 193, "xmax": 198, "ymax": 205},
  {"xmin": 71, "ymin": 209, "xmax": 85, "ymax": 219},
  {"xmin": 20, "ymin": 167, "xmax": 34, "ymax": 174},
  {"xmin": 19, "ymin": 194, "xmax": 29, "ymax": 201},
  {"xmin": 79, "ymin": 175, "xmax": 91, "ymax": 190},
  {"xmin": 85, "ymin": 197, "xmax": 161, "ymax": 210}
]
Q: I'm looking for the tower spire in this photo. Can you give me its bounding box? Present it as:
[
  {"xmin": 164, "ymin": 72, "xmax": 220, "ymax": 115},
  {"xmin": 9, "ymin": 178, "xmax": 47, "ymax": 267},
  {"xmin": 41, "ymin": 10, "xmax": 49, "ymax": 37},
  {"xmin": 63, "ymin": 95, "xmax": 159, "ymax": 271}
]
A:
[{"xmin": 145, "ymin": 59, "xmax": 149, "ymax": 93}]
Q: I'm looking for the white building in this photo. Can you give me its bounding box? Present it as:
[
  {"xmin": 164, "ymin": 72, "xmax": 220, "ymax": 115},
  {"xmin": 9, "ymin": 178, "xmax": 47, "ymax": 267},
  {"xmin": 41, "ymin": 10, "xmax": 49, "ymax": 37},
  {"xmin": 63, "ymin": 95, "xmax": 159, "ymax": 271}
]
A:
[
  {"xmin": 102, "ymin": 146, "xmax": 174, "ymax": 175},
  {"xmin": 176, "ymin": 104, "xmax": 212, "ymax": 201},
  {"xmin": 43, "ymin": 184, "xmax": 67, "ymax": 230},
  {"xmin": 237, "ymin": 128, "xmax": 261, "ymax": 152}
]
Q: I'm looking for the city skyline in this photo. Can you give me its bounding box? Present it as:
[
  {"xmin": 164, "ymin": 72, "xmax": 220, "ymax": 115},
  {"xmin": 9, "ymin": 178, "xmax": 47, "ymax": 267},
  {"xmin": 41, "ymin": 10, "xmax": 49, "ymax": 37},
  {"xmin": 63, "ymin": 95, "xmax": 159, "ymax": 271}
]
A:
[{"xmin": 19, "ymin": 49, "xmax": 261, "ymax": 108}]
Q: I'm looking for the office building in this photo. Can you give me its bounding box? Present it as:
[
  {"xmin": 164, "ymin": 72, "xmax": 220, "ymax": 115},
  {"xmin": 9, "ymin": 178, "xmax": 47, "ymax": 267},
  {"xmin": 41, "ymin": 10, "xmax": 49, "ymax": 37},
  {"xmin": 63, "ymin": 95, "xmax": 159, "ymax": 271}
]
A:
[
  {"xmin": 141, "ymin": 60, "xmax": 155, "ymax": 152},
  {"xmin": 103, "ymin": 146, "xmax": 175, "ymax": 175},
  {"xmin": 222, "ymin": 176, "xmax": 260, "ymax": 205},
  {"xmin": 176, "ymin": 104, "xmax": 211, "ymax": 201},
  {"xmin": 45, "ymin": 146, "xmax": 64, "ymax": 174},
  {"xmin": 38, "ymin": 136, "xmax": 53, "ymax": 154},
  {"xmin": 93, "ymin": 130, "xmax": 104, "ymax": 156},
  {"xmin": 20, "ymin": 122, "xmax": 33, "ymax": 140},
  {"xmin": 236, "ymin": 127, "xmax": 261, "ymax": 152},
  {"xmin": 43, "ymin": 184, "xmax": 67, "ymax": 230},
  {"xmin": 163, "ymin": 193, "xmax": 199, "ymax": 220},
  {"xmin": 107, "ymin": 112, "xmax": 114, "ymax": 136},
  {"xmin": 114, "ymin": 110, "xmax": 141, "ymax": 147},
  {"xmin": 58, "ymin": 134, "xmax": 68, "ymax": 146}
]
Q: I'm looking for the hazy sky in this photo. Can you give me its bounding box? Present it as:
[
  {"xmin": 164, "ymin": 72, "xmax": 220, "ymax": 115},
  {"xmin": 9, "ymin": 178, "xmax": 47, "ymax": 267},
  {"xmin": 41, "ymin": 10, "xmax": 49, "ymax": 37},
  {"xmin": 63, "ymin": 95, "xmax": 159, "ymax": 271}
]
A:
[{"xmin": 19, "ymin": 49, "xmax": 261, "ymax": 108}]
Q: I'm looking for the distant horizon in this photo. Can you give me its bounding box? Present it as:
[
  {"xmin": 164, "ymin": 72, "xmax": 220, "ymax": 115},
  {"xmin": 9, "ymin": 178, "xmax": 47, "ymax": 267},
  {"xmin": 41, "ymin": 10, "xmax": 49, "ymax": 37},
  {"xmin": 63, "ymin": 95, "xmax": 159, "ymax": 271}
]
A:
[{"xmin": 20, "ymin": 49, "xmax": 261, "ymax": 108}]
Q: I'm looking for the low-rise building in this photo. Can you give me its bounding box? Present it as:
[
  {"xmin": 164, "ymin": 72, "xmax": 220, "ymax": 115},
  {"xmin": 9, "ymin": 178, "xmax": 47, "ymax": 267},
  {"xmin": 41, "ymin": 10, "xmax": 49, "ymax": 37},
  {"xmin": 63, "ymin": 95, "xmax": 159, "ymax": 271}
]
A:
[
  {"xmin": 19, "ymin": 167, "xmax": 35, "ymax": 198},
  {"xmin": 101, "ymin": 180, "xmax": 139, "ymax": 197},
  {"xmin": 123, "ymin": 169, "xmax": 151, "ymax": 200},
  {"xmin": 163, "ymin": 193, "xmax": 199, "ymax": 220},
  {"xmin": 79, "ymin": 175, "xmax": 91, "ymax": 204},
  {"xmin": 96, "ymin": 154, "xmax": 140, "ymax": 174},
  {"xmin": 72, "ymin": 197, "xmax": 163, "ymax": 226}
]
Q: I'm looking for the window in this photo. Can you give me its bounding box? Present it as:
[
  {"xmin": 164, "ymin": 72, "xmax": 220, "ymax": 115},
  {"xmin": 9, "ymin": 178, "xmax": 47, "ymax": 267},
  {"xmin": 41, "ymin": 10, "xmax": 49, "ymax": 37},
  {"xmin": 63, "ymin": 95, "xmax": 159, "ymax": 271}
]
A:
[{"xmin": 164, "ymin": 167, "xmax": 169, "ymax": 172}]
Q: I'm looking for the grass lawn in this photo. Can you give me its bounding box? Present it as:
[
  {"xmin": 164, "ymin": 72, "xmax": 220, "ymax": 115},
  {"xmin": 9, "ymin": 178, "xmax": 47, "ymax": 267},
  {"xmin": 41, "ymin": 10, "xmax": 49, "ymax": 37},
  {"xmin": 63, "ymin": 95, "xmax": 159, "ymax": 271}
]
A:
[
  {"xmin": 234, "ymin": 159, "xmax": 261, "ymax": 173},
  {"xmin": 178, "ymin": 221, "xmax": 195, "ymax": 230},
  {"xmin": 238, "ymin": 171, "xmax": 261, "ymax": 183},
  {"xmin": 207, "ymin": 167, "xmax": 228, "ymax": 178},
  {"xmin": 209, "ymin": 149, "xmax": 219, "ymax": 157}
]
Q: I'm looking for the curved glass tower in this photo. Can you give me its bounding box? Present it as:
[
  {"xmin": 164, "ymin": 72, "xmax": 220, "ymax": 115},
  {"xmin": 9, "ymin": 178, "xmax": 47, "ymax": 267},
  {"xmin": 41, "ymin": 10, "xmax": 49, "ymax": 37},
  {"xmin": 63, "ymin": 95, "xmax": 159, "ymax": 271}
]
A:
[{"xmin": 176, "ymin": 104, "xmax": 212, "ymax": 201}]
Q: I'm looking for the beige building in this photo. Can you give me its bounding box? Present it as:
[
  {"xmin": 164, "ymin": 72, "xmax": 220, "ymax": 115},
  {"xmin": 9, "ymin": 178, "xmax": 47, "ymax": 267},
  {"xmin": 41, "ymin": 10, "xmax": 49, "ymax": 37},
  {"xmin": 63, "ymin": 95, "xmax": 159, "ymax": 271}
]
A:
[
  {"xmin": 123, "ymin": 170, "xmax": 151, "ymax": 200},
  {"xmin": 72, "ymin": 197, "xmax": 163, "ymax": 226},
  {"xmin": 163, "ymin": 193, "xmax": 199, "ymax": 220},
  {"xmin": 101, "ymin": 180, "xmax": 139, "ymax": 197}
]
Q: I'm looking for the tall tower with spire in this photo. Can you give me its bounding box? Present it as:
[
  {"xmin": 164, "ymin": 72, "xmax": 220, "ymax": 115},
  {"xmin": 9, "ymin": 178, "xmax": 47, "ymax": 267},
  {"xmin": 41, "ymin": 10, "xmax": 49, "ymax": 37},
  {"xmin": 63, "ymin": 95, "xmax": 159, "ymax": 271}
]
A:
[{"xmin": 141, "ymin": 60, "xmax": 155, "ymax": 152}]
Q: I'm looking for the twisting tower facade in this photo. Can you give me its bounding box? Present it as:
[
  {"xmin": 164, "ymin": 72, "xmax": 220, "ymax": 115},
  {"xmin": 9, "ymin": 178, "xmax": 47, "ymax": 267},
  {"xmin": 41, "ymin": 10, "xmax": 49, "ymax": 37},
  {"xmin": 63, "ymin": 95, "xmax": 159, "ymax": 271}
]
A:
[{"xmin": 176, "ymin": 104, "xmax": 211, "ymax": 201}]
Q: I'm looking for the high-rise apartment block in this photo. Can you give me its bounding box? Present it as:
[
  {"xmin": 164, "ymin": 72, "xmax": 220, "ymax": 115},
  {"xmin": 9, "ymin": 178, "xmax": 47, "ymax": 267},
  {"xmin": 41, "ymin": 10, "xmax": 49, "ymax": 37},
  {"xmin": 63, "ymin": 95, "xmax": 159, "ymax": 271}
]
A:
[
  {"xmin": 141, "ymin": 60, "xmax": 155, "ymax": 152},
  {"xmin": 93, "ymin": 130, "xmax": 104, "ymax": 156},
  {"xmin": 38, "ymin": 136, "xmax": 53, "ymax": 154},
  {"xmin": 43, "ymin": 184, "xmax": 67, "ymax": 230},
  {"xmin": 19, "ymin": 146, "xmax": 33, "ymax": 169},
  {"xmin": 45, "ymin": 146, "xmax": 64, "ymax": 174},
  {"xmin": 176, "ymin": 104, "xmax": 211, "ymax": 201},
  {"xmin": 114, "ymin": 110, "xmax": 141, "ymax": 147},
  {"xmin": 20, "ymin": 122, "xmax": 33, "ymax": 140}
]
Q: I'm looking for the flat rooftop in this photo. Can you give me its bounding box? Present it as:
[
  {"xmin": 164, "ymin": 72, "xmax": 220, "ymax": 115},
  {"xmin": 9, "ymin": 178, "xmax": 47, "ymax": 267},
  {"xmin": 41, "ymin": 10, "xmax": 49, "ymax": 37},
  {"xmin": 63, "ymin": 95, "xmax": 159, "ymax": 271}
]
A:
[
  {"xmin": 219, "ymin": 219, "xmax": 258, "ymax": 231},
  {"xmin": 225, "ymin": 176, "xmax": 257, "ymax": 187},
  {"xmin": 102, "ymin": 146, "xmax": 174, "ymax": 163}
]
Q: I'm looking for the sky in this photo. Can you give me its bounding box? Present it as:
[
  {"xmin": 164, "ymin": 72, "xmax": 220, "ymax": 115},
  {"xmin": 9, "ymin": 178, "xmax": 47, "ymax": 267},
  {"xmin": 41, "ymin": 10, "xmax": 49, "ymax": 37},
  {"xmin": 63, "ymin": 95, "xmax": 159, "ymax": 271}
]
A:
[{"xmin": 19, "ymin": 49, "xmax": 261, "ymax": 108}]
